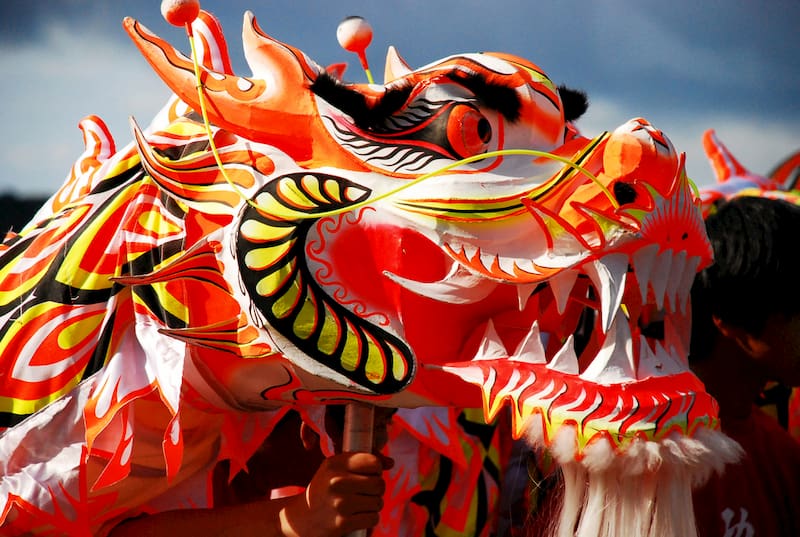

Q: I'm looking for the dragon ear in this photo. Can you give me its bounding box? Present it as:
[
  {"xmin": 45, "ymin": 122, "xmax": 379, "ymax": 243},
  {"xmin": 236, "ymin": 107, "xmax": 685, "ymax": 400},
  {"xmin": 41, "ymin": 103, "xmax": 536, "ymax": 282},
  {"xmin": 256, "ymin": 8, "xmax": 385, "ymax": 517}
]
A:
[
  {"xmin": 326, "ymin": 62, "xmax": 348, "ymax": 81},
  {"xmin": 558, "ymin": 85, "xmax": 589, "ymax": 122},
  {"xmin": 384, "ymin": 46, "xmax": 413, "ymax": 84}
]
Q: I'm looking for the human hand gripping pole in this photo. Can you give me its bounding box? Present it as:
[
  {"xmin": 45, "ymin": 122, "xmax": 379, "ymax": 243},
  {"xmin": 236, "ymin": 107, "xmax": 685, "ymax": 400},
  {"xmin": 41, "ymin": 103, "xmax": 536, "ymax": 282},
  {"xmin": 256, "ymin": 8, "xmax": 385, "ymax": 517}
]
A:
[{"xmin": 342, "ymin": 403, "xmax": 376, "ymax": 537}]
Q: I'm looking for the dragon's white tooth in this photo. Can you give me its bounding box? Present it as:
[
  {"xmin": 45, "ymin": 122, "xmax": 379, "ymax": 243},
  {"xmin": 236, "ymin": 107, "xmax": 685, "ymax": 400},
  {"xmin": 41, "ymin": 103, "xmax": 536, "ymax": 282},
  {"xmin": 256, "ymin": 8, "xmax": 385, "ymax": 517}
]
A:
[
  {"xmin": 665, "ymin": 250, "xmax": 687, "ymax": 311},
  {"xmin": 636, "ymin": 337, "xmax": 659, "ymax": 380},
  {"xmin": 384, "ymin": 46, "xmax": 413, "ymax": 83},
  {"xmin": 474, "ymin": 319, "xmax": 508, "ymax": 361},
  {"xmin": 632, "ymin": 243, "xmax": 660, "ymax": 303},
  {"xmin": 579, "ymin": 311, "xmax": 635, "ymax": 383},
  {"xmin": 479, "ymin": 252, "xmax": 499, "ymax": 274},
  {"xmin": 510, "ymin": 321, "xmax": 548, "ymax": 364},
  {"xmin": 497, "ymin": 256, "xmax": 514, "ymax": 276},
  {"xmin": 653, "ymin": 340, "xmax": 688, "ymax": 375},
  {"xmin": 516, "ymin": 283, "xmax": 538, "ymax": 311},
  {"xmin": 514, "ymin": 257, "xmax": 538, "ymax": 276},
  {"xmin": 663, "ymin": 309, "xmax": 691, "ymax": 364},
  {"xmin": 546, "ymin": 334, "xmax": 579, "ymax": 374},
  {"xmin": 461, "ymin": 243, "xmax": 479, "ymax": 262},
  {"xmin": 584, "ymin": 253, "xmax": 628, "ymax": 335},
  {"xmin": 636, "ymin": 337, "xmax": 685, "ymax": 379},
  {"xmin": 676, "ymin": 255, "xmax": 702, "ymax": 315},
  {"xmin": 382, "ymin": 263, "xmax": 498, "ymax": 304},
  {"xmin": 650, "ymin": 249, "xmax": 673, "ymax": 310},
  {"xmin": 549, "ymin": 269, "xmax": 579, "ymax": 314}
]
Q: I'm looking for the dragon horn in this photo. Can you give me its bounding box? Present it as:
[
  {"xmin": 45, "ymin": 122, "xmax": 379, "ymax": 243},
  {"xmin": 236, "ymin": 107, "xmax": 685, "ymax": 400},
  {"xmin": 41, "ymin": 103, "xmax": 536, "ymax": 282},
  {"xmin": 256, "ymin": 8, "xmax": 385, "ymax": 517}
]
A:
[
  {"xmin": 123, "ymin": 13, "xmax": 321, "ymax": 162},
  {"xmin": 384, "ymin": 46, "xmax": 412, "ymax": 84}
]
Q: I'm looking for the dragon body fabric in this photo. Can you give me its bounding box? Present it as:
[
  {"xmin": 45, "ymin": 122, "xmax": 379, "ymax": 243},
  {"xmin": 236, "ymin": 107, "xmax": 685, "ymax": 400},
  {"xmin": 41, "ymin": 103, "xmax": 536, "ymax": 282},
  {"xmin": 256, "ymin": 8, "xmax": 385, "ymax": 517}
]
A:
[{"xmin": 0, "ymin": 8, "xmax": 739, "ymax": 537}]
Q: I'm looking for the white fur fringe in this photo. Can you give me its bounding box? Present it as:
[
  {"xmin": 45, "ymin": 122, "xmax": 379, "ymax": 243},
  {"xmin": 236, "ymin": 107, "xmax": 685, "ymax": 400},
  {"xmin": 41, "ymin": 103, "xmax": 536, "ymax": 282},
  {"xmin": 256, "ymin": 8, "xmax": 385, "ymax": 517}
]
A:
[{"xmin": 525, "ymin": 421, "xmax": 743, "ymax": 537}]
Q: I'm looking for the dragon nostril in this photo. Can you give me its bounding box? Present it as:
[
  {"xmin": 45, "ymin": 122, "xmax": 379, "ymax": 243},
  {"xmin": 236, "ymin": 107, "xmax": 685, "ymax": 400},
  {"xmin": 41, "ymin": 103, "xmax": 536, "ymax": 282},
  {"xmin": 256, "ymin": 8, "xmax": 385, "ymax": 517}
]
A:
[{"xmin": 613, "ymin": 182, "xmax": 637, "ymax": 205}]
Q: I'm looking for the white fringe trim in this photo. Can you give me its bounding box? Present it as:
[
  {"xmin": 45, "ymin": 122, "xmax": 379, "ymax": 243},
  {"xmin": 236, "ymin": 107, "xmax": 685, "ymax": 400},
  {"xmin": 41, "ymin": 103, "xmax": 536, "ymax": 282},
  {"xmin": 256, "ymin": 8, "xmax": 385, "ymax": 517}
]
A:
[{"xmin": 525, "ymin": 422, "xmax": 743, "ymax": 537}]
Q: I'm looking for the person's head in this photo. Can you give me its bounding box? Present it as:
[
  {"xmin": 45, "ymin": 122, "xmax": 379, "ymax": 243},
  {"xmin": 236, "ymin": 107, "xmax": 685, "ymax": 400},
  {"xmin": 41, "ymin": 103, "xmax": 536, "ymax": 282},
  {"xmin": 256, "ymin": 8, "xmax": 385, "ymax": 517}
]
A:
[{"xmin": 689, "ymin": 195, "xmax": 800, "ymax": 385}]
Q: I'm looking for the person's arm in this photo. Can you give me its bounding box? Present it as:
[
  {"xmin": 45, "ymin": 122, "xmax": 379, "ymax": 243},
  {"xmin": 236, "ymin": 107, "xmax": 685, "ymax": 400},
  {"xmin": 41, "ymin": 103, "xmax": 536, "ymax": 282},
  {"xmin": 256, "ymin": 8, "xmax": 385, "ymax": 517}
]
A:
[
  {"xmin": 108, "ymin": 451, "xmax": 392, "ymax": 537},
  {"xmin": 108, "ymin": 498, "xmax": 288, "ymax": 537}
]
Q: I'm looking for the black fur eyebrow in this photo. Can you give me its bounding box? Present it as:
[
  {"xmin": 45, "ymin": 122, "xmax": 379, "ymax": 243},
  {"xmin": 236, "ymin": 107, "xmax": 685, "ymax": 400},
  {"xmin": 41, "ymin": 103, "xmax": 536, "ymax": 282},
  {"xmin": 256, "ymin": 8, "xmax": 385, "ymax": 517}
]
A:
[
  {"xmin": 445, "ymin": 70, "xmax": 521, "ymax": 122},
  {"xmin": 310, "ymin": 68, "xmax": 525, "ymax": 128},
  {"xmin": 310, "ymin": 71, "xmax": 413, "ymax": 130},
  {"xmin": 311, "ymin": 68, "xmax": 589, "ymax": 130}
]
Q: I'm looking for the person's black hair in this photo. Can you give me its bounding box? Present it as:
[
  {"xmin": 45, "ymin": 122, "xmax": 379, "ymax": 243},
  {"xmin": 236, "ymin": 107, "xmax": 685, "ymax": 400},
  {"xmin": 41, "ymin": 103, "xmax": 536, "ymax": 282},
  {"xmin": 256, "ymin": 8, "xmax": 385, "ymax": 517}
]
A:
[{"xmin": 689, "ymin": 195, "xmax": 800, "ymax": 361}]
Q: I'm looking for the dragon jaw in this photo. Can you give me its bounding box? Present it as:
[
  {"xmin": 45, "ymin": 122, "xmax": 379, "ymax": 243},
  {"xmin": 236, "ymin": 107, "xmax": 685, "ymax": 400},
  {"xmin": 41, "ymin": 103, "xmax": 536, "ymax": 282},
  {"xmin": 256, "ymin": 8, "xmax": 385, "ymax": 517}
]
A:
[{"xmin": 381, "ymin": 130, "xmax": 716, "ymax": 447}]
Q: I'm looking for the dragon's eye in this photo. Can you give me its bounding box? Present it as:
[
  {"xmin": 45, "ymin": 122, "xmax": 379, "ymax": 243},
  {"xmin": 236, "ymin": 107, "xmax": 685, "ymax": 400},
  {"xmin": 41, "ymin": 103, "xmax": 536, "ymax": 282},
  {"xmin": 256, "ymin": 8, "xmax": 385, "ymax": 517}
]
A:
[{"xmin": 446, "ymin": 105, "xmax": 491, "ymax": 158}]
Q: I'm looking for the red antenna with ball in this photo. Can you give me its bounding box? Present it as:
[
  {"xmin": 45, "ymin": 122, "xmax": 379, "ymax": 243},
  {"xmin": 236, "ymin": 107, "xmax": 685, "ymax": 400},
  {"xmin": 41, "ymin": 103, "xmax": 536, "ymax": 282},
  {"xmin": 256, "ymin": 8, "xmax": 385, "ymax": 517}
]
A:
[
  {"xmin": 336, "ymin": 16, "xmax": 375, "ymax": 84},
  {"xmin": 161, "ymin": 0, "xmax": 200, "ymax": 34}
]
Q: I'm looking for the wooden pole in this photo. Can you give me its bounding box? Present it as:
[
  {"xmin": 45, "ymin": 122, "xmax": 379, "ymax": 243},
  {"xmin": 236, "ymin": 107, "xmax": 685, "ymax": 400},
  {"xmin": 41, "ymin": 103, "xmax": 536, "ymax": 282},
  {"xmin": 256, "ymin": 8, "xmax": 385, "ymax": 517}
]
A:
[{"xmin": 342, "ymin": 402, "xmax": 375, "ymax": 537}]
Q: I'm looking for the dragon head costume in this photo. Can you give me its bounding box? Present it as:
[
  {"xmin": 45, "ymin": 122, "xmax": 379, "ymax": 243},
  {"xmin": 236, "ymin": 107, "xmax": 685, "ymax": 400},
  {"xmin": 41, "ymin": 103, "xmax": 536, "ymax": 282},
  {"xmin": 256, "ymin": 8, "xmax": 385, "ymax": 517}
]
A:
[{"xmin": 0, "ymin": 7, "xmax": 739, "ymax": 536}]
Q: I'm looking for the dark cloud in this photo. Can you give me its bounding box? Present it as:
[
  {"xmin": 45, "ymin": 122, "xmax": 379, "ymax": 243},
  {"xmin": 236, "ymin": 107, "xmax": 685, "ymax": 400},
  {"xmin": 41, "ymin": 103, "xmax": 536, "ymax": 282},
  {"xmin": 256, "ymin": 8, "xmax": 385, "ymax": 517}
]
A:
[
  {"xmin": 0, "ymin": 1, "xmax": 116, "ymax": 44},
  {"xmin": 0, "ymin": 1, "xmax": 57, "ymax": 43},
  {"xmin": 0, "ymin": 1, "xmax": 189, "ymax": 48},
  {"xmin": 1, "ymin": 0, "xmax": 797, "ymax": 194}
]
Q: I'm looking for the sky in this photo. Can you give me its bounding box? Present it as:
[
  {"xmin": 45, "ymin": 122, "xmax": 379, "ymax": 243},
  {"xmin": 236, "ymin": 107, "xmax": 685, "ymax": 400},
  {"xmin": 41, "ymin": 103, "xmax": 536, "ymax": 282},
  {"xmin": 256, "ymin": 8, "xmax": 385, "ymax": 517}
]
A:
[{"xmin": 0, "ymin": 0, "xmax": 798, "ymax": 197}]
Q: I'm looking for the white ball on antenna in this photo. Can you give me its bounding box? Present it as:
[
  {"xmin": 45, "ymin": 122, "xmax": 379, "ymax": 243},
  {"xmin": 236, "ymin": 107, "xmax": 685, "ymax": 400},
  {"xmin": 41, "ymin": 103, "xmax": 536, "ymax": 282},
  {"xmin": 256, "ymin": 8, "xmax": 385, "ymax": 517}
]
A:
[
  {"xmin": 161, "ymin": 0, "xmax": 200, "ymax": 27},
  {"xmin": 337, "ymin": 16, "xmax": 373, "ymax": 53}
]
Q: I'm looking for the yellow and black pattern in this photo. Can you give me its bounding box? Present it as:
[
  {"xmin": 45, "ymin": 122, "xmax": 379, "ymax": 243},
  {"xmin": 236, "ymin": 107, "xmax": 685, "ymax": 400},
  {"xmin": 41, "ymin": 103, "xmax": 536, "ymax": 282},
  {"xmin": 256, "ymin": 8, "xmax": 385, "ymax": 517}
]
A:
[
  {"xmin": 410, "ymin": 409, "xmax": 503, "ymax": 537},
  {"xmin": 236, "ymin": 172, "xmax": 415, "ymax": 394},
  {"xmin": 0, "ymin": 162, "xmax": 190, "ymax": 429}
]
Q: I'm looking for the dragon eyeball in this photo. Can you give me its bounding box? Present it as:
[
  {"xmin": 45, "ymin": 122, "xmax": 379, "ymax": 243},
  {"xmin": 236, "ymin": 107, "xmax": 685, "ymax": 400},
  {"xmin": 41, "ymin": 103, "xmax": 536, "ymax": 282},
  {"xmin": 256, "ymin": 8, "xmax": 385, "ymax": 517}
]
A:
[{"xmin": 161, "ymin": 0, "xmax": 200, "ymax": 27}]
